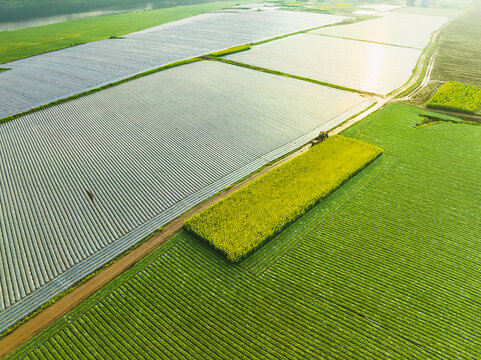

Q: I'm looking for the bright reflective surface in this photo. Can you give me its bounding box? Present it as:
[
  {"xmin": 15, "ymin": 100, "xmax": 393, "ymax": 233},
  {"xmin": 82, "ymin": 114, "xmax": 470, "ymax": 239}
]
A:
[
  {"xmin": 227, "ymin": 33, "xmax": 421, "ymax": 95},
  {"xmin": 313, "ymin": 12, "xmax": 450, "ymax": 49}
]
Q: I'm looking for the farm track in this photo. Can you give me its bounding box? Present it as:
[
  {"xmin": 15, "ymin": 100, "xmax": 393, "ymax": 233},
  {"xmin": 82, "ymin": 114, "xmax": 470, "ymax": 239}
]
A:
[
  {"xmin": 395, "ymin": 14, "xmax": 481, "ymax": 121},
  {"xmin": 395, "ymin": 13, "xmax": 464, "ymax": 104},
  {"xmin": 0, "ymin": 13, "xmax": 451, "ymax": 358},
  {"xmin": 1, "ymin": 59, "xmax": 372, "ymax": 338},
  {"xmin": 0, "ymin": 138, "xmax": 312, "ymax": 359},
  {"xmin": 320, "ymin": 14, "xmax": 457, "ymax": 134}
]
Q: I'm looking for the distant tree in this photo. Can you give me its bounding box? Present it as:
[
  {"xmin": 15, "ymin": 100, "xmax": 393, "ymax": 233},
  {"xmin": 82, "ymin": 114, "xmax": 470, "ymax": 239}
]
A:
[{"xmin": 406, "ymin": 0, "xmax": 415, "ymax": 5}]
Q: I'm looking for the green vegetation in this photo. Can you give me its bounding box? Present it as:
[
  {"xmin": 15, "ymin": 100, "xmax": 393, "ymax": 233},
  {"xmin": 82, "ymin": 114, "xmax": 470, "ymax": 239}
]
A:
[
  {"xmin": 0, "ymin": 226, "xmax": 163, "ymax": 342},
  {"xmin": 426, "ymin": 81, "xmax": 481, "ymax": 113},
  {"xmin": 0, "ymin": 0, "xmax": 252, "ymax": 21},
  {"xmin": 210, "ymin": 45, "xmax": 251, "ymax": 57},
  {"xmin": 431, "ymin": 10, "xmax": 481, "ymax": 87},
  {"xmin": 304, "ymin": 3, "xmax": 353, "ymax": 14},
  {"xmin": 0, "ymin": 57, "xmax": 202, "ymax": 125},
  {"xmin": 7, "ymin": 103, "xmax": 481, "ymax": 359},
  {"xmin": 0, "ymin": 1, "xmax": 251, "ymax": 64},
  {"xmin": 0, "ymin": 68, "xmax": 10, "ymax": 73},
  {"xmin": 414, "ymin": 113, "xmax": 480, "ymax": 128},
  {"xmin": 185, "ymin": 135, "xmax": 382, "ymax": 262}
]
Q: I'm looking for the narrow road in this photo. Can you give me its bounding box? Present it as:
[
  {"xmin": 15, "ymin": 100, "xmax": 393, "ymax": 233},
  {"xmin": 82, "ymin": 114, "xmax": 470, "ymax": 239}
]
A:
[
  {"xmin": 0, "ymin": 15, "xmax": 454, "ymax": 359},
  {"xmin": 0, "ymin": 143, "xmax": 310, "ymax": 358}
]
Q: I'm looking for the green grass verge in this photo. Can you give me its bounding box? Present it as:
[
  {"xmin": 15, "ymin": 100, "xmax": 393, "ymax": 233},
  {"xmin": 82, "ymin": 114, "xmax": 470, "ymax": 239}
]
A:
[
  {"xmin": 310, "ymin": 33, "xmax": 420, "ymax": 50},
  {"xmin": 248, "ymin": 14, "xmax": 378, "ymax": 48},
  {"xmin": 0, "ymin": 1, "xmax": 253, "ymax": 64},
  {"xmin": 0, "ymin": 57, "xmax": 202, "ymax": 125},
  {"xmin": 426, "ymin": 81, "xmax": 481, "ymax": 114},
  {"xmin": 210, "ymin": 45, "xmax": 251, "ymax": 57},
  {"xmin": 184, "ymin": 135, "xmax": 382, "ymax": 262}
]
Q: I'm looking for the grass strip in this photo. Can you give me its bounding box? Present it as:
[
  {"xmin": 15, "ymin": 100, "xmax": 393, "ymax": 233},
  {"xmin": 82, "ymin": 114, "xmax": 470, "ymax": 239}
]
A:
[
  {"xmin": 0, "ymin": 1, "xmax": 253, "ymax": 64},
  {"xmin": 210, "ymin": 45, "xmax": 251, "ymax": 57},
  {"xmin": 184, "ymin": 135, "xmax": 383, "ymax": 262},
  {"xmin": 426, "ymin": 81, "xmax": 481, "ymax": 114},
  {"xmin": 203, "ymin": 56, "xmax": 381, "ymax": 97},
  {"xmin": 0, "ymin": 57, "xmax": 202, "ymax": 125}
]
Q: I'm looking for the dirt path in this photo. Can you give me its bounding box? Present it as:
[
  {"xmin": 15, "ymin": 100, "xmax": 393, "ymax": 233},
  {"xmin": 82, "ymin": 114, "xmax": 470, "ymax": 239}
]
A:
[
  {"xmin": 0, "ymin": 16, "xmax": 454, "ymax": 359},
  {"xmin": 0, "ymin": 144, "xmax": 311, "ymax": 358}
]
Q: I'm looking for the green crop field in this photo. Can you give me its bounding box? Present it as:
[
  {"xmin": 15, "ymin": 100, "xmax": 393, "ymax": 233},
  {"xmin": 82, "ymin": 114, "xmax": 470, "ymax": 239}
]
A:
[
  {"xmin": 185, "ymin": 135, "xmax": 382, "ymax": 262},
  {"xmin": 430, "ymin": 10, "xmax": 481, "ymax": 88},
  {"xmin": 0, "ymin": 1, "xmax": 250, "ymax": 64},
  {"xmin": 426, "ymin": 81, "xmax": 481, "ymax": 113},
  {"xmin": 7, "ymin": 102, "xmax": 481, "ymax": 359}
]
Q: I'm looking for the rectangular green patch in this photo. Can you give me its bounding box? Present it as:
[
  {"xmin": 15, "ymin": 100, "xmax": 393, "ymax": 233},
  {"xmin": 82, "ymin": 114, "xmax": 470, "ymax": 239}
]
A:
[
  {"xmin": 184, "ymin": 135, "xmax": 383, "ymax": 262},
  {"xmin": 210, "ymin": 45, "xmax": 251, "ymax": 57},
  {"xmin": 427, "ymin": 81, "xmax": 481, "ymax": 114}
]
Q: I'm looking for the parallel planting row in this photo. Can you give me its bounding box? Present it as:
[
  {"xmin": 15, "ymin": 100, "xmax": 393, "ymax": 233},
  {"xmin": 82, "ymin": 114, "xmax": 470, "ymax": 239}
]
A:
[
  {"xmin": 225, "ymin": 33, "xmax": 422, "ymax": 95},
  {"xmin": 0, "ymin": 60, "xmax": 372, "ymax": 332},
  {"xmin": 0, "ymin": 10, "xmax": 345, "ymax": 119},
  {"xmin": 185, "ymin": 135, "xmax": 382, "ymax": 262},
  {"xmin": 8, "ymin": 104, "xmax": 481, "ymax": 359}
]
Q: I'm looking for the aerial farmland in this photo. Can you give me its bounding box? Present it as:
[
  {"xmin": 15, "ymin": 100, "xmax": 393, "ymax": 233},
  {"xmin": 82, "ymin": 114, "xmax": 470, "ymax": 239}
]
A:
[{"xmin": 0, "ymin": 0, "xmax": 480, "ymax": 358}]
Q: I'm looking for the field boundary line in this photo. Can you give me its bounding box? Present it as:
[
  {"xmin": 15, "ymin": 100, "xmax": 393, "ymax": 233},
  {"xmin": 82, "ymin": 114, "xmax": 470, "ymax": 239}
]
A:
[
  {"xmin": 306, "ymin": 32, "xmax": 422, "ymax": 50},
  {"xmin": 0, "ymin": 13, "xmax": 373, "ymax": 125},
  {"xmin": 395, "ymin": 14, "xmax": 460, "ymax": 100},
  {"xmin": 0, "ymin": 57, "xmax": 203, "ymax": 125},
  {"xmin": 0, "ymin": 126, "xmax": 331, "ymax": 358},
  {"xmin": 203, "ymin": 56, "xmax": 383, "ymax": 98},
  {"xmin": 251, "ymin": 154, "xmax": 397, "ymax": 277}
]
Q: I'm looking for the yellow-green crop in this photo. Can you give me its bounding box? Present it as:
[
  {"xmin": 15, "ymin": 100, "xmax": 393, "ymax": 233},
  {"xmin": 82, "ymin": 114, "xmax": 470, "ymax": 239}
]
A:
[
  {"xmin": 427, "ymin": 81, "xmax": 481, "ymax": 114},
  {"xmin": 184, "ymin": 135, "xmax": 383, "ymax": 262}
]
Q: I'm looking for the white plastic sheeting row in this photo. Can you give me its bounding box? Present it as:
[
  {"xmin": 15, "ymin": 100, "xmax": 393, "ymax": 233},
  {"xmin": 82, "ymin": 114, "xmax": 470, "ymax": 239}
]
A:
[
  {"xmin": 226, "ymin": 33, "xmax": 422, "ymax": 95},
  {"xmin": 312, "ymin": 12, "xmax": 449, "ymax": 49},
  {"xmin": 0, "ymin": 10, "xmax": 345, "ymax": 119},
  {"xmin": 0, "ymin": 60, "xmax": 373, "ymax": 332}
]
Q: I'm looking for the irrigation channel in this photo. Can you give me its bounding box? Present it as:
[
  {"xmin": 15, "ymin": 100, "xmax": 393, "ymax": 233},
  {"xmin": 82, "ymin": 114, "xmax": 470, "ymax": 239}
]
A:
[{"xmin": 0, "ymin": 10, "xmax": 453, "ymax": 356}]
